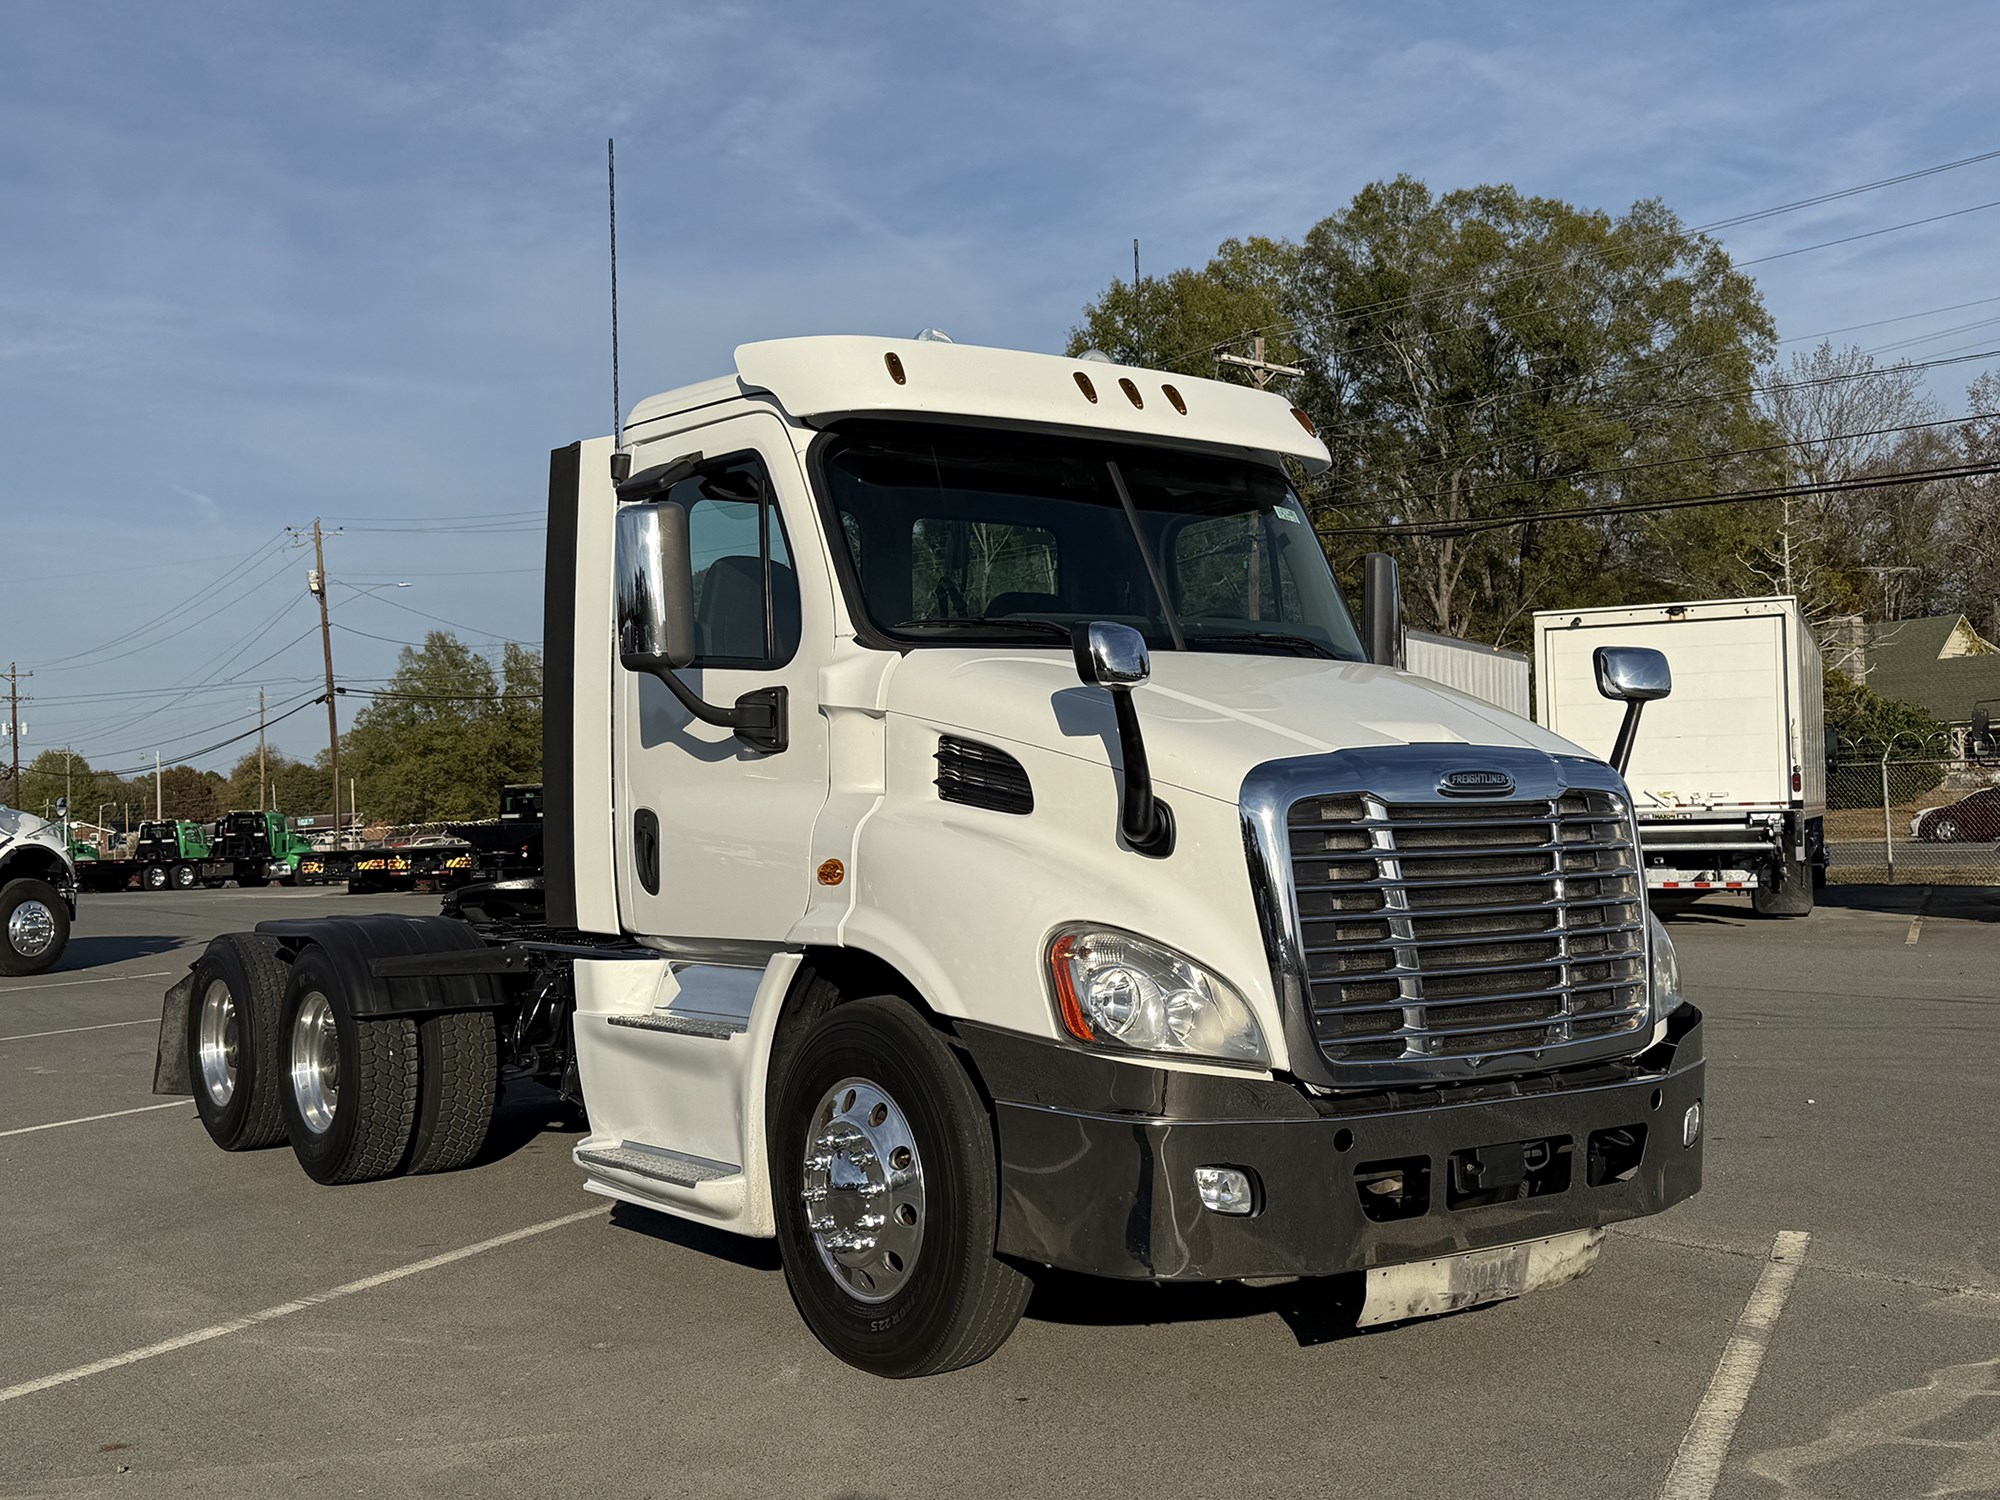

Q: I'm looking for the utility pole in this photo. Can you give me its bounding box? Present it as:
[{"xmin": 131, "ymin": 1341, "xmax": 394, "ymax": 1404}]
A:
[
  {"xmin": 1217, "ymin": 334, "xmax": 1302, "ymax": 390},
  {"xmin": 1133, "ymin": 238, "xmax": 1140, "ymax": 283},
  {"xmin": 258, "ymin": 688, "xmax": 267, "ymax": 812},
  {"xmin": 155, "ymin": 751, "xmax": 162, "ymax": 820},
  {"xmin": 3, "ymin": 662, "xmax": 28, "ymax": 805},
  {"xmin": 304, "ymin": 519, "xmax": 342, "ymax": 844}
]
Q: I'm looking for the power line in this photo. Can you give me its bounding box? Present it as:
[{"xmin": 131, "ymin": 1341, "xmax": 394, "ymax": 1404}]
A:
[
  {"xmin": 28, "ymin": 533, "xmax": 286, "ymax": 672},
  {"xmin": 100, "ymin": 695, "xmax": 327, "ymax": 779},
  {"xmin": 1325, "ymin": 456, "xmax": 2000, "ymax": 539}
]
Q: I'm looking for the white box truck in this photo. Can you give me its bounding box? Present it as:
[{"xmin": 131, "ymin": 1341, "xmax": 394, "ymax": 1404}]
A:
[
  {"xmin": 153, "ymin": 337, "xmax": 1706, "ymax": 1376},
  {"xmin": 1533, "ymin": 598, "xmax": 1825, "ymax": 915}
]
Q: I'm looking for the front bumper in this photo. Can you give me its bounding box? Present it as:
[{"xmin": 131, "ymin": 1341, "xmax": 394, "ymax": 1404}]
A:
[{"xmin": 957, "ymin": 1007, "xmax": 1703, "ymax": 1282}]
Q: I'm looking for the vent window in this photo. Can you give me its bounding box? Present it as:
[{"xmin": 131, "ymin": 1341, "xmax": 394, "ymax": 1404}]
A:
[{"xmin": 935, "ymin": 736, "xmax": 1033, "ymax": 815}]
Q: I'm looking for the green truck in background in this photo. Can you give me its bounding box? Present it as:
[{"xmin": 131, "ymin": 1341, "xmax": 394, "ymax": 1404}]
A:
[{"xmin": 75, "ymin": 811, "xmax": 316, "ymax": 892}]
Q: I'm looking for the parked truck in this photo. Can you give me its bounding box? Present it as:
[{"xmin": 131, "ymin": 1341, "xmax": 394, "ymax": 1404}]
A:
[
  {"xmin": 1533, "ymin": 597, "xmax": 1825, "ymax": 915},
  {"xmin": 0, "ymin": 803, "xmax": 77, "ymax": 974},
  {"xmin": 154, "ymin": 337, "xmax": 1705, "ymax": 1376},
  {"xmin": 1404, "ymin": 629, "xmax": 1532, "ymax": 718}
]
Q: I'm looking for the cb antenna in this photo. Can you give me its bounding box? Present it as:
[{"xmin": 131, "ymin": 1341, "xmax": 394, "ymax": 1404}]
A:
[{"xmin": 608, "ymin": 137, "xmax": 628, "ymax": 481}]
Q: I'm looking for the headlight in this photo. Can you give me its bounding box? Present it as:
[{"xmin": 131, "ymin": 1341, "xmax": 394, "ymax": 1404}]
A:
[
  {"xmin": 1647, "ymin": 911, "xmax": 1682, "ymax": 1024},
  {"xmin": 1047, "ymin": 926, "xmax": 1267, "ymax": 1065}
]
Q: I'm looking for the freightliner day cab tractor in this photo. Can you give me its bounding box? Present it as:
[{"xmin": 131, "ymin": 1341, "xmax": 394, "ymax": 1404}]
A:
[{"xmin": 154, "ymin": 337, "xmax": 1705, "ymax": 1376}]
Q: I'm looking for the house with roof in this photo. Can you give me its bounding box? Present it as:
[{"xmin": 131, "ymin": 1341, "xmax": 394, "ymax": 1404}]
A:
[{"xmin": 1858, "ymin": 615, "xmax": 2000, "ymax": 740}]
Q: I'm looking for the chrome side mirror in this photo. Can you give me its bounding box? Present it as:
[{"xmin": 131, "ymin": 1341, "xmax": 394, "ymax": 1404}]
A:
[
  {"xmin": 1071, "ymin": 621, "xmax": 1151, "ymax": 687},
  {"xmin": 616, "ymin": 502, "xmax": 696, "ymax": 672},
  {"xmin": 1593, "ymin": 645, "xmax": 1671, "ymax": 776},
  {"xmin": 1594, "ymin": 646, "xmax": 1671, "ymax": 704}
]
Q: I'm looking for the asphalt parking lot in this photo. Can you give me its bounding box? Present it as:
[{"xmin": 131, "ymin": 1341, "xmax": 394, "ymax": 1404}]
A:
[{"xmin": 2, "ymin": 885, "xmax": 1996, "ymax": 1499}]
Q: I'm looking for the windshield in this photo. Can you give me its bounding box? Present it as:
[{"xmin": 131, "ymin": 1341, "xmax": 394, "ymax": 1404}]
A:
[{"xmin": 817, "ymin": 422, "xmax": 1364, "ymax": 659}]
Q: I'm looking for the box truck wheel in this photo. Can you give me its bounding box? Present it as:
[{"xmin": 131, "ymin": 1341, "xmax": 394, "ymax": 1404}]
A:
[
  {"xmin": 143, "ymin": 864, "xmax": 169, "ymax": 891},
  {"xmin": 186, "ymin": 935, "xmax": 290, "ymax": 1151},
  {"xmin": 771, "ymin": 996, "xmax": 1031, "ymax": 1378},
  {"xmin": 171, "ymin": 863, "xmax": 198, "ymax": 890},
  {"xmin": 1753, "ymin": 853, "xmax": 1815, "ymax": 917},
  {"xmin": 0, "ymin": 878, "xmax": 69, "ymax": 977},
  {"xmin": 403, "ymin": 1011, "xmax": 498, "ymax": 1175},
  {"xmin": 279, "ymin": 951, "xmax": 419, "ymax": 1185}
]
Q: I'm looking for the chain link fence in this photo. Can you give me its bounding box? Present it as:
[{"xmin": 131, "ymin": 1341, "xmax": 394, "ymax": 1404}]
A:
[{"xmin": 1826, "ymin": 733, "xmax": 2000, "ymax": 884}]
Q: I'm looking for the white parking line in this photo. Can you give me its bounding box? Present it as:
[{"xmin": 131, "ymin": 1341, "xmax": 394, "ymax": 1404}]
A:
[
  {"xmin": 0, "ymin": 1018, "xmax": 156, "ymax": 1044},
  {"xmin": 1658, "ymin": 1230, "xmax": 1811, "ymax": 1500},
  {"xmin": 0, "ymin": 1206, "xmax": 608, "ymax": 1406},
  {"xmin": 0, "ymin": 969, "xmax": 173, "ymax": 996},
  {"xmin": 1906, "ymin": 916, "xmax": 1924, "ymax": 946},
  {"xmin": 0, "ymin": 1101, "xmax": 188, "ymax": 1138}
]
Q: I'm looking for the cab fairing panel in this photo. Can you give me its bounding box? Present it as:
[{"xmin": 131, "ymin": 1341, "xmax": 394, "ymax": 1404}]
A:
[{"xmin": 841, "ymin": 709, "xmax": 1290, "ymax": 1076}]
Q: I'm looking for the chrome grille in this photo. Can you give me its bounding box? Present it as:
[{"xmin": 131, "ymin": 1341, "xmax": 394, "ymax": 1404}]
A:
[{"xmin": 1288, "ymin": 788, "xmax": 1646, "ymax": 1072}]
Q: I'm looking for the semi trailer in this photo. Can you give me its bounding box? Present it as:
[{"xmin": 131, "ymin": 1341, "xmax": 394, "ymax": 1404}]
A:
[
  {"xmin": 155, "ymin": 336, "xmax": 1705, "ymax": 1376},
  {"xmin": 1533, "ymin": 598, "xmax": 1826, "ymax": 915}
]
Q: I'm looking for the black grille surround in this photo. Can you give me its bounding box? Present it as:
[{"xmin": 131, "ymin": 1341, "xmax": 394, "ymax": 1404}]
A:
[
  {"xmin": 1243, "ymin": 747, "xmax": 1654, "ymax": 1089},
  {"xmin": 935, "ymin": 735, "xmax": 1034, "ymax": 815}
]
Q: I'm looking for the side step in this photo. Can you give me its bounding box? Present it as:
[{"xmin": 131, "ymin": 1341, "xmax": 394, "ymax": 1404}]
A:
[
  {"xmin": 606, "ymin": 1011, "xmax": 746, "ymax": 1040},
  {"xmin": 576, "ymin": 1141, "xmax": 736, "ymax": 1188}
]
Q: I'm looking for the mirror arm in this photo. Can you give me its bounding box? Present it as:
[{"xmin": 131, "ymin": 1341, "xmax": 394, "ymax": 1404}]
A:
[
  {"xmin": 1107, "ymin": 685, "xmax": 1174, "ymax": 857},
  {"xmin": 623, "ymin": 654, "xmax": 788, "ymax": 754},
  {"xmin": 1609, "ymin": 701, "xmax": 1644, "ymax": 776}
]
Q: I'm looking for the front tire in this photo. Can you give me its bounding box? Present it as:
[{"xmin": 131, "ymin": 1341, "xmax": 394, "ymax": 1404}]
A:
[
  {"xmin": 0, "ymin": 879, "xmax": 69, "ymax": 977},
  {"xmin": 187, "ymin": 935, "xmax": 290, "ymax": 1150},
  {"xmin": 771, "ymin": 996, "xmax": 1030, "ymax": 1378},
  {"xmin": 279, "ymin": 950, "xmax": 420, "ymax": 1185},
  {"xmin": 1932, "ymin": 817, "xmax": 1961, "ymax": 842}
]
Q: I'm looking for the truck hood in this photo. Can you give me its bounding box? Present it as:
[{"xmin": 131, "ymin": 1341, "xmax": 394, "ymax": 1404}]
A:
[
  {"xmin": 883, "ymin": 650, "xmax": 1590, "ymax": 801},
  {"xmin": 0, "ymin": 805, "xmax": 62, "ymax": 847}
]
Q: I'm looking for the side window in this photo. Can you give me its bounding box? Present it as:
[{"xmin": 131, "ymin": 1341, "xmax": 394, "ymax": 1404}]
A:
[
  {"xmin": 666, "ymin": 456, "xmax": 801, "ymax": 668},
  {"xmin": 1172, "ymin": 513, "xmax": 1300, "ymax": 623},
  {"xmin": 908, "ymin": 518, "xmax": 1060, "ymax": 621}
]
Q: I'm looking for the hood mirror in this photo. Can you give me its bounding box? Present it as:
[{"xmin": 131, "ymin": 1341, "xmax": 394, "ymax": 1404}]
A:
[
  {"xmin": 1593, "ymin": 645, "xmax": 1671, "ymax": 775},
  {"xmin": 1071, "ymin": 621, "xmax": 1150, "ymax": 687},
  {"xmin": 1070, "ymin": 622, "xmax": 1172, "ymax": 857}
]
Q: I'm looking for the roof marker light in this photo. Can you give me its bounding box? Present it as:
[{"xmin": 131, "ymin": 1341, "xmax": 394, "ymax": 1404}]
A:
[
  {"xmin": 884, "ymin": 352, "xmax": 907, "ymax": 385},
  {"xmin": 1162, "ymin": 384, "xmax": 1187, "ymax": 414},
  {"xmin": 1074, "ymin": 371, "xmax": 1098, "ymax": 404},
  {"xmin": 1118, "ymin": 377, "xmax": 1143, "ymax": 409},
  {"xmin": 1291, "ymin": 406, "xmax": 1317, "ymax": 436}
]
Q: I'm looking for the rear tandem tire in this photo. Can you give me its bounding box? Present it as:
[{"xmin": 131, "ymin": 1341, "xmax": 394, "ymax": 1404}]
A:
[
  {"xmin": 186, "ymin": 935, "xmax": 291, "ymax": 1150},
  {"xmin": 143, "ymin": 864, "xmax": 169, "ymax": 891},
  {"xmin": 279, "ymin": 950, "xmax": 420, "ymax": 1185},
  {"xmin": 171, "ymin": 863, "xmax": 198, "ymax": 890},
  {"xmin": 403, "ymin": 1010, "xmax": 498, "ymax": 1175}
]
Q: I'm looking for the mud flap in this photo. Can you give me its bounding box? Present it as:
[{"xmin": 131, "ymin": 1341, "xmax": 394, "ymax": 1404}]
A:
[
  {"xmin": 1355, "ymin": 1226, "xmax": 1605, "ymax": 1327},
  {"xmin": 153, "ymin": 970, "xmax": 195, "ymax": 1096}
]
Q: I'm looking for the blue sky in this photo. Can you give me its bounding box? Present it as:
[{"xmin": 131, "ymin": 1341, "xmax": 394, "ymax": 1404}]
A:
[{"xmin": 4, "ymin": 0, "xmax": 1997, "ymax": 787}]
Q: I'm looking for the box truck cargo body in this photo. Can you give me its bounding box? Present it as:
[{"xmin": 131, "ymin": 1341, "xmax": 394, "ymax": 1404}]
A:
[
  {"xmin": 1534, "ymin": 598, "xmax": 1824, "ymax": 915},
  {"xmin": 1404, "ymin": 629, "xmax": 1532, "ymax": 718}
]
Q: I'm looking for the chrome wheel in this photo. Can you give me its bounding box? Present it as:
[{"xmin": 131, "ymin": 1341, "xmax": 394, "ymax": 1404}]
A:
[
  {"xmin": 289, "ymin": 990, "xmax": 340, "ymax": 1136},
  {"xmin": 800, "ymin": 1077, "xmax": 925, "ymax": 1303},
  {"xmin": 197, "ymin": 979, "xmax": 240, "ymax": 1106},
  {"xmin": 7, "ymin": 899, "xmax": 56, "ymax": 959}
]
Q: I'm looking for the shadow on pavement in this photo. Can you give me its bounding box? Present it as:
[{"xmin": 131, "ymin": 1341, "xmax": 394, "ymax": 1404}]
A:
[
  {"xmin": 1819, "ymin": 883, "xmax": 2000, "ymax": 922},
  {"xmin": 607, "ymin": 1200, "xmax": 783, "ymax": 1272},
  {"xmin": 50, "ymin": 934, "xmax": 188, "ymax": 972},
  {"xmin": 1025, "ymin": 1266, "xmax": 1375, "ymax": 1347}
]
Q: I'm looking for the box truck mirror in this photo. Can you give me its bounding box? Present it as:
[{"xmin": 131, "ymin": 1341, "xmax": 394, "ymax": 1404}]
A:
[
  {"xmin": 1070, "ymin": 622, "xmax": 1173, "ymax": 857},
  {"xmin": 1593, "ymin": 646, "xmax": 1671, "ymax": 775},
  {"xmin": 615, "ymin": 501, "xmax": 787, "ymax": 753},
  {"xmin": 1361, "ymin": 553, "xmax": 1403, "ymax": 667}
]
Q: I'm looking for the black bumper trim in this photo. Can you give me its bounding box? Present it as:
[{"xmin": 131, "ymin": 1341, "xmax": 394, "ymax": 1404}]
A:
[{"xmin": 956, "ymin": 1009, "xmax": 1704, "ymax": 1282}]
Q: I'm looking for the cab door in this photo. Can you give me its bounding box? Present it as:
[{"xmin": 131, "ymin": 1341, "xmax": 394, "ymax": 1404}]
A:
[{"xmin": 612, "ymin": 412, "xmax": 832, "ymax": 951}]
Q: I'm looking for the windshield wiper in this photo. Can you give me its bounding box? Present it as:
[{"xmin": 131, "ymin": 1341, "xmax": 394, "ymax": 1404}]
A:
[
  {"xmin": 1186, "ymin": 631, "xmax": 1338, "ymax": 659},
  {"xmin": 895, "ymin": 618, "xmax": 1074, "ymax": 640}
]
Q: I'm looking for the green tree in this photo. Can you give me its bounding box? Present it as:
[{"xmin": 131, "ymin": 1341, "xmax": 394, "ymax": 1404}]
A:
[
  {"xmin": 340, "ymin": 632, "xmax": 542, "ymax": 824},
  {"xmin": 1069, "ymin": 179, "xmax": 1779, "ymax": 646},
  {"xmin": 156, "ymin": 764, "xmax": 219, "ymax": 820},
  {"xmin": 16, "ymin": 749, "xmax": 130, "ymax": 826}
]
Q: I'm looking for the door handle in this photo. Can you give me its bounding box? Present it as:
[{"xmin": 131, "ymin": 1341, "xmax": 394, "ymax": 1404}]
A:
[{"xmin": 634, "ymin": 809, "xmax": 660, "ymax": 895}]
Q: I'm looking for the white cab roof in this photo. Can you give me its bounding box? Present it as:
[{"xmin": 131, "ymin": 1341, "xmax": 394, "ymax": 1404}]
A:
[{"xmin": 624, "ymin": 336, "xmax": 1331, "ymax": 472}]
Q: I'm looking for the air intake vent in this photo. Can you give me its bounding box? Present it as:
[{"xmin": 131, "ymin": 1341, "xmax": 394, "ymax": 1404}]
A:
[{"xmin": 935, "ymin": 736, "xmax": 1033, "ymax": 815}]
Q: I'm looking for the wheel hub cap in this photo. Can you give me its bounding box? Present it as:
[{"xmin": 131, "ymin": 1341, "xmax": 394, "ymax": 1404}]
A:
[
  {"xmin": 7, "ymin": 900, "xmax": 56, "ymax": 959},
  {"xmin": 196, "ymin": 979, "xmax": 240, "ymax": 1106},
  {"xmin": 289, "ymin": 991, "xmax": 340, "ymax": 1135},
  {"xmin": 801, "ymin": 1078, "xmax": 924, "ymax": 1303}
]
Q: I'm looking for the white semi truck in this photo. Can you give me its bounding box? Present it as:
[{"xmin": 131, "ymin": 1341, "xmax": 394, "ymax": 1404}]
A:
[
  {"xmin": 155, "ymin": 337, "xmax": 1705, "ymax": 1376},
  {"xmin": 1533, "ymin": 598, "xmax": 1826, "ymax": 915},
  {"xmin": 0, "ymin": 803, "xmax": 77, "ymax": 975}
]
